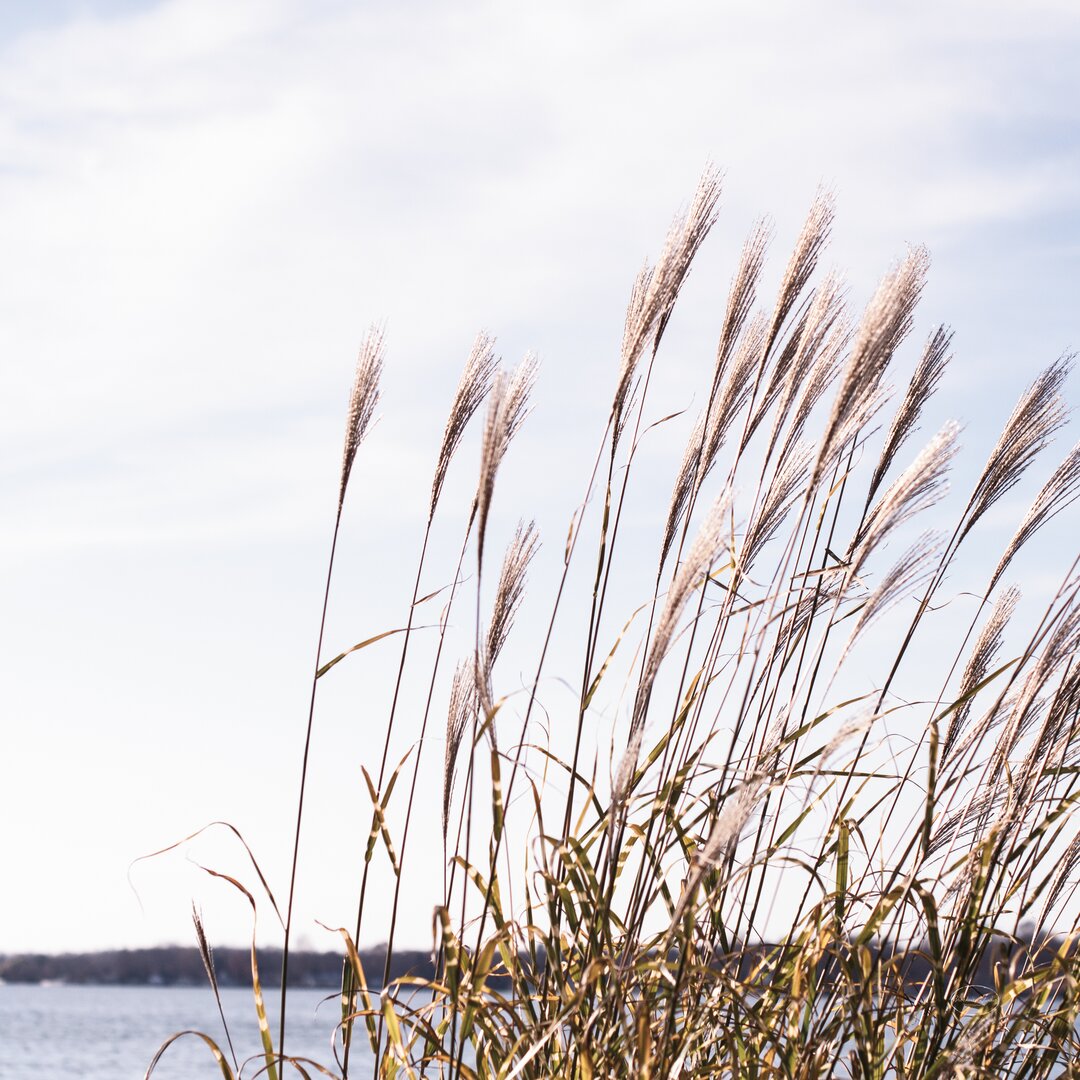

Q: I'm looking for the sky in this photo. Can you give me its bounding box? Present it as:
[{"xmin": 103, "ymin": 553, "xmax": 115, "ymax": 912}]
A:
[{"xmin": 2, "ymin": 0, "xmax": 1080, "ymax": 957}]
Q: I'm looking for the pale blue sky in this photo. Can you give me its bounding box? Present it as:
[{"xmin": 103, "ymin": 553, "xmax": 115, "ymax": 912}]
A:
[{"xmin": 2, "ymin": 0, "xmax": 1079, "ymax": 954}]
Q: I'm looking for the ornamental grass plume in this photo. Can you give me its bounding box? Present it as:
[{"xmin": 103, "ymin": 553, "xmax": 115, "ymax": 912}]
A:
[
  {"xmin": 338, "ymin": 325, "xmax": 386, "ymax": 511},
  {"xmin": 151, "ymin": 173, "xmax": 1080, "ymax": 1080}
]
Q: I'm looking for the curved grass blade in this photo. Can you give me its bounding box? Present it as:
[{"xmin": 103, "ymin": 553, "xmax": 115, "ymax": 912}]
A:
[
  {"xmin": 145, "ymin": 1030, "xmax": 235, "ymax": 1079},
  {"xmin": 317, "ymin": 627, "xmax": 431, "ymax": 679}
]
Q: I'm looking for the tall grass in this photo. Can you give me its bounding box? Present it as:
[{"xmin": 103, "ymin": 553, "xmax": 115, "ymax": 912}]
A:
[{"xmin": 150, "ymin": 171, "xmax": 1080, "ymax": 1079}]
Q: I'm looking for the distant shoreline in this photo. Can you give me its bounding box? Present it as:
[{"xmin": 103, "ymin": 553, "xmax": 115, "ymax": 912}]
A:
[
  {"xmin": 5, "ymin": 934, "xmax": 1068, "ymax": 993},
  {"xmin": 0, "ymin": 946, "xmax": 434, "ymax": 989}
]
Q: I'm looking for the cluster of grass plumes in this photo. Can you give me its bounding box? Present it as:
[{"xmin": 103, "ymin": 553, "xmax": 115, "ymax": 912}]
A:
[{"xmin": 152, "ymin": 170, "xmax": 1080, "ymax": 1080}]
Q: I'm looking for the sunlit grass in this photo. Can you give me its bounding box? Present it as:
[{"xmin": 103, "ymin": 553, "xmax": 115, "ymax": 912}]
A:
[{"xmin": 151, "ymin": 170, "xmax": 1080, "ymax": 1079}]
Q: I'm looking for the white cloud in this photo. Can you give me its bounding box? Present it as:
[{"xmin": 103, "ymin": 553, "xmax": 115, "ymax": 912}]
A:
[{"xmin": 1, "ymin": 0, "xmax": 1078, "ymax": 954}]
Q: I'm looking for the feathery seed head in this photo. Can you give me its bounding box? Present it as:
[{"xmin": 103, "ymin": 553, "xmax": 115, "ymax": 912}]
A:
[
  {"xmin": 990, "ymin": 438, "xmax": 1080, "ymax": 591},
  {"xmin": 430, "ymin": 333, "xmax": 499, "ymax": 519},
  {"xmin": 610, "ymin": 725, "xmax": 644, "ymax": 828},
  {"xmin": 476, "ymin": 355, "xmax": 538, "ymax": 570},
  {"xmin": 774, "ymin": 312, "xmax": 851, "ymax": 470},
  {"xmin": 614, "ymin": 167, "xmax": 723, "ymax": 432},
  {"xmin": 840, "ymin": 532, "xmax": 943, "ymax": 666},
  {"xmin": 713, "ymin": 217, "xmax": 772, "ymax": 387},
  {"xmin": 942, "ymin": 586, "xmax": 1020, "ymax": 762},
  {"xmin": 443, "ymin": 661, "xmax": 477, "ymax": 841},
  {"xmin": 850, "ymin": 420, "xmax": 959, "ymax": 578},
  {"xmin": 635, "ymin": 489, "xmax": 732, "ymax": 735},
  {"xmin": 865, "ymin": 325, "xmax": 952, "ymax": 510},
  {"xmin": 961, "ymin": 354, "xmax": 1073, "ymax": 545},
  {"xmin": 814, "ymin": 247, "xmax": 929, "ymax": 486},
  {"xmin": 766, "ymin": 272, "xmax": 847, "ymax": 454},
  {"xmin": 693, "ymin": 314, "xmax": 767, "ymax": 500},
  {"xmin": 339, "ymin": 325, "xmax": 386, "ymax": 511},
  {"xmin": 741, "ymin": 440, "xmax": 812, "ymax": 569},
  {"xmin": 764, "ymin": 189, "xmax": 835, "ymax": 353},
  {"xmin": 661, "ymin": 411, "xmax": 707, "ymax": 569},
  {"xmin": 478, "ymin": 520, "xmax": 540, "ymax": 723},
  {"xmin": 486, "ymin": 520, "xmax": 540, "ymax": 669}
]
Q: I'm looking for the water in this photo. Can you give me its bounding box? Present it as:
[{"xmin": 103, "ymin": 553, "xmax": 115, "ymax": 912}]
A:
[{"xmin": 0, "ymin": 984, "xmax": 373, "ymax": 1079}]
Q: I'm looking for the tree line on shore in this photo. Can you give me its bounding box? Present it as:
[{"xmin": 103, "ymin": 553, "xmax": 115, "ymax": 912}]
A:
[
  {"xmin": 2, "ymin": 930, "xmax": 1074, "ymax": 993},
  {"xmin": 0, "ymin": 946, "xmax": 434, "ymax": 988}
]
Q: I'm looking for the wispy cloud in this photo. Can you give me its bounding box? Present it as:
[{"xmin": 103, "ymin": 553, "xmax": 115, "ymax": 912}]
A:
[{"xmin": 1, "ymin": 0, "xmax": 1078, "ymax": 953}]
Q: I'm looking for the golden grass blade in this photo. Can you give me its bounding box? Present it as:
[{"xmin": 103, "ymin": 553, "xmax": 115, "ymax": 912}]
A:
[
  {"xmin": 583, "ymin": 601, "xmax": 649, "ymax": 711},
  {"xmin": 324, "ymin": 925, "xmax": 380, "ymax": 1056},
  {"xmin": 380, "ymin": 997, "xmax": 418, "ymax": 1080},
  {"xmin": 434, "ymin": 906, "xmax": 461, "ymax": 997},
  {"xmin": 490, "ymin": 748, "xmax": 505, "ymax": 844},
  {"xmin": 451, "ymin": 856, "xmax": 507, "ymax": 932},
  {"xmin": 194, "ymin": 864, "xmax": 278, "ymax": 1080},
  {"xmin": 144, "ymin": 1030, "xmax": 236, "ymax": 1079},
  {"xmin": 361, "ymin": 757, "xmax": 411, "ymax": 876},
  {"xmin": 131, "ymin": 820, "xmax": 283, "ymax": 928},
  {"xmin": 316, "ymin": 626, "xmax": 424, "ymax": 679}
]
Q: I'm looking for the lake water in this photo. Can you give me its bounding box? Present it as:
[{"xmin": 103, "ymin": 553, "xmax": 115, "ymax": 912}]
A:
[{"xmin": 0, "ymin": 984, "xmax": 373, "ymax": 1079}]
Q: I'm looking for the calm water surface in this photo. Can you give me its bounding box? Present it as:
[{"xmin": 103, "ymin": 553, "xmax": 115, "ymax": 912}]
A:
[{"xmin": 0, "ymin": 984, "xmax": 373, "ymax": 1079}]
